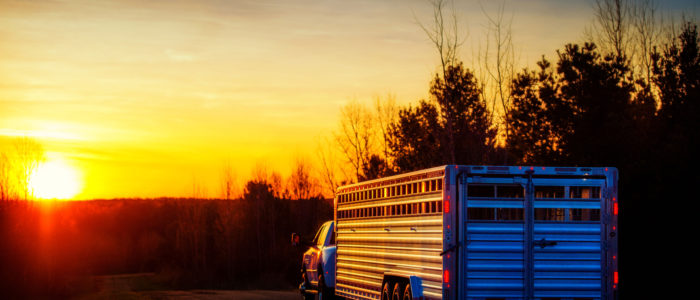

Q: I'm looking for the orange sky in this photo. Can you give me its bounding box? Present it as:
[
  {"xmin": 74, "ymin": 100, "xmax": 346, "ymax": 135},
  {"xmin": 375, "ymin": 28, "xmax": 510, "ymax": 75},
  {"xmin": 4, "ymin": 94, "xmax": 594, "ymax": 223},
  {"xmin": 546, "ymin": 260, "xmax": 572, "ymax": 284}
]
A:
[{"xmin": 1, "ymin": 0, "xmax": 696, "ymax": 199}]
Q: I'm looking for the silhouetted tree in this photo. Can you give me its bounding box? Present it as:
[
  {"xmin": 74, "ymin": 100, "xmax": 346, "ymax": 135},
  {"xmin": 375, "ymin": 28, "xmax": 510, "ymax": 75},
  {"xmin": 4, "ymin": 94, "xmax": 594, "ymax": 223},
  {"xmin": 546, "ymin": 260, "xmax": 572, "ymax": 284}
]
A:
[
  {"xmin": 652, "ymin": 21, "xmax": 700, "ymax": 181},
  {"xmin": 374, "ymin": 95, "xmax": 399, "ymax": 172},
  {"xmin": 589, "ymin": 0, "xmax": 634, "ymax": 60},
  {"xmin": 335, "ymin": 100, "xmax": 376, "ymax": 182},
  {"xmin": 508, "ymin": 58, "xmax": 561, "ymax": 164},
  {"xmin": 479, "ymin": 1, "xmax": 518, "ymax": 163},
  {"xmin": 288, "ymin": 157, "xmax": 319, "ymax": 200},
  {"xmin": 389, "ymin": 100, "xmax": 443, "ymax": 171},
  {"xmin": 12, "ymin": 137, "xmax": 44, "ymax": 201},
  {"xmin": 219, "ymin": 161, "xmax": 237, "ymax": 200},
  {"xmin": 432, "ymin": 62, "xmax": 497, "ymax": 164},
  {"xmin": 508, "ymin": 43, "xmax": 640, "ymax": 166},
  {"xmin": 243, "ymin": 179, "xmax": 276, "ymax": 271},
  {"xmin": 389, "ymin": 62, "xmax": 496, "ymax": 172},
  {"xmin": 0, "ymin": 152, "xmax": 12, "ymax": 201},
  {"xmin": 316, "ymin": 135, "xmax": 345, "ymax": 197},
  {"xmin": 360, "ymin": 154, "xmax": 390, "ymax": 181}
]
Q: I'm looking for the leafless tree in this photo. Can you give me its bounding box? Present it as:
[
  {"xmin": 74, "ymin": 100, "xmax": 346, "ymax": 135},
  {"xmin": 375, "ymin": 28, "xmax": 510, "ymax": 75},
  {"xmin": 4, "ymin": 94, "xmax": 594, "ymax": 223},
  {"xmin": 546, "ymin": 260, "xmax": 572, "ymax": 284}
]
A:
[
  {"xmin": 190, "ymin": 174, "xmax": 207, "ymax": 199},
  {"xmin": 175, "ymin": 199, "xmax": 207, "ymax": 272},
  {"xmin": 316, "ymin": 135, "xmax": 347, "ymax": 198},
  {"xmin": 251, "ymin": 161, "xmax": 270, "ymax": 184},
  {"xmin": 374, "ymin": 95, "xmax": 398, "ymax": 170},
  {"xmin": 417, "ymin": 0, "xmax": 463, "ymax": 76},
  {"xmin": 588, "ymin": 0, "xmax": 635, "ymax": 59},
  {"xmin": 269, "ymin": 171, "xmax": 287, "ymax": 199},
  {"xmin": 0, "ymin": 152, "xmax": 13, "ymax": 201},
  {"xmin": 220, "ymin": 161, "xmax": 237, "ymax": 200},
  {"xmin": 334, "ymin": 100, "xmax": 376, "ymax": 182},
  {"xmin": 633, "ymin": 0, "xmax": 663, "ymax": 86},
  {"xmin": 288, "ymin": 156, "xmax": 319, "ymax": 200},
  {"xmin": 13, "ymin": 137, "xmax": 44, "ymax": 201},
  {"xmin": 479, "ymin": 1, "xmax": 517, "ymax": 163},
  {"xmin": 416, "ymin": 0, "xmax": 466, "ymax": 164}
]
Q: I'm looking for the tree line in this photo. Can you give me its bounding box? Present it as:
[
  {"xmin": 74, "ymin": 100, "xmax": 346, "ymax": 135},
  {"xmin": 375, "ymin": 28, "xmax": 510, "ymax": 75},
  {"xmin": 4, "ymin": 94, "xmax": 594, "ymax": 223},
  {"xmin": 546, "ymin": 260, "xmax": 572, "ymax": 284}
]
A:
[
  {"xmin": 321, "ymin": 1, "xmax": 696, "ymax": 297},
  {"xmin": 0, "ymin": 197, "xmax": 332, "ymax": 298}
]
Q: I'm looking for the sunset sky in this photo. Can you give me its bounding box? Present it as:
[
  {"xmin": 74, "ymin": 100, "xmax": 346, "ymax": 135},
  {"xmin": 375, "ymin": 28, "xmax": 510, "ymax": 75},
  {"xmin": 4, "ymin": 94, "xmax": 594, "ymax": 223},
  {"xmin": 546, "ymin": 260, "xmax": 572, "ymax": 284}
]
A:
[{"xmin": 1, "ymin": 0, "xmax": 697, "ymax": 199}]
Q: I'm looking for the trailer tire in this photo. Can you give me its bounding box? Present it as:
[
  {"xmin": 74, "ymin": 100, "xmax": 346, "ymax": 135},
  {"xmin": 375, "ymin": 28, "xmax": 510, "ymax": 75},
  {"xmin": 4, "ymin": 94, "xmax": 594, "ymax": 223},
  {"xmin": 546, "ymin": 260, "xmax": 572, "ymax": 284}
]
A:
[
  {"xmin": 402, "ymin": 284, "xmax": 413, "ymax": 300},
  {"xmin": 381, "ymin": 281, "xmax": 392, "ymax": 300},
  {"xmin": 391, "ymin": 282, "xmax": 403, "ymax": 300}
]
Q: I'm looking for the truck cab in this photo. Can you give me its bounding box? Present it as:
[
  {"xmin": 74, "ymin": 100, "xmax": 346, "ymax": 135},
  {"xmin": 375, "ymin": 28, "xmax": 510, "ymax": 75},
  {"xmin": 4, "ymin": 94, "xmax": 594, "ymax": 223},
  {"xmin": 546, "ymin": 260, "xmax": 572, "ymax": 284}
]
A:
[{"xmin": 299, "ymin": 220, "xmax": 336, "ymax": 300}]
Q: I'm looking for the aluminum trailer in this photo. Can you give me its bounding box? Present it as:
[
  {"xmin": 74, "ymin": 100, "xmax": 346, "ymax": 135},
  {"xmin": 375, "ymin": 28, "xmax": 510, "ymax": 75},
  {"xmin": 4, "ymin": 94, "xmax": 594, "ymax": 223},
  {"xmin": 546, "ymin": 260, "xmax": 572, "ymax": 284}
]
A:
[{"xmin": 334, "ymin": 165, "xmax": 618, "ymax": 300}]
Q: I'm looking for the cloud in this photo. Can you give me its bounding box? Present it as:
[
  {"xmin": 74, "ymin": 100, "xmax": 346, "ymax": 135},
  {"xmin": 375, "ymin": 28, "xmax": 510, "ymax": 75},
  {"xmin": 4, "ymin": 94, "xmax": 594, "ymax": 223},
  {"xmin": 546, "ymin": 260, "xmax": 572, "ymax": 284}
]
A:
[{"xmin": 165, "ymin": 49, "xmax": 196, "ymax": 62}]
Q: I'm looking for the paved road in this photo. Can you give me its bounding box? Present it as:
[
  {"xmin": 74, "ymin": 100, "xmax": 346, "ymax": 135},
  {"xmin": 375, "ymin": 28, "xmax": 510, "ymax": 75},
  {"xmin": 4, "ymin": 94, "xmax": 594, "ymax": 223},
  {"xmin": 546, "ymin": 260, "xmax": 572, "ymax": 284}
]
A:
[
  {"xmin": 84, "ymin": 273, "xmax": 300, "ymax": 300},
  {"xmin": 140, "ymin": 289, "xmax": 300, "ymax": 300}
]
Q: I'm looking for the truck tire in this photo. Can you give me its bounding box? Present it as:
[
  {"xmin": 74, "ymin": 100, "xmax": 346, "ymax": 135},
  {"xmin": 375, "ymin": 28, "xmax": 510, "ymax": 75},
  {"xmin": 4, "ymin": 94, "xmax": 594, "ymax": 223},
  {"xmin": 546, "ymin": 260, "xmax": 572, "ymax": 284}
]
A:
[
  {"xmin": 301, "ymin": 271, "xmax": 313, "ymax": 300},
  {"xmin": 402, "ymin": 284, "xmax": 413, "ymax": 300}
]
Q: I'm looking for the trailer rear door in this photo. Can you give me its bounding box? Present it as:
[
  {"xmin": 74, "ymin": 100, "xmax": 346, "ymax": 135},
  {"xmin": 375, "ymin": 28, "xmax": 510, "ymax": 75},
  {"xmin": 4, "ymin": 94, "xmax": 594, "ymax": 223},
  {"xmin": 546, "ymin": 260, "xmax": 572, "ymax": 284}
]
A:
[{"xmin": 461, "ymin": 169, "xmax": 615, "ymax": 300}]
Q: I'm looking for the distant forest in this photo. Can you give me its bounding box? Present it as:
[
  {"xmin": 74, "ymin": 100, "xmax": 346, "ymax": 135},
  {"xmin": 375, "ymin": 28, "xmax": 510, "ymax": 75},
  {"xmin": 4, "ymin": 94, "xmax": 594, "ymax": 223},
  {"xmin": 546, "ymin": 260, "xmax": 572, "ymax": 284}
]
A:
[
  {"xmin": 1, "ymin": 0, "xmax": 697, "ymax": 298},
  {"xmin": 0, "ymin": 197, "xmax": 333, "ymax": 298}
]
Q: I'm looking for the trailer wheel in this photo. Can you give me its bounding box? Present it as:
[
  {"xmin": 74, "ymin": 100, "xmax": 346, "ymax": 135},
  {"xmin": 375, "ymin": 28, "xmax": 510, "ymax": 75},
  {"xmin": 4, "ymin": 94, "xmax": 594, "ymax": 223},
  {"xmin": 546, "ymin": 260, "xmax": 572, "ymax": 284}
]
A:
[
  {"xmin": 402, "ymin": 284, "xmax": 413, "ymax": 300},
  {"xmin": 391, "ymin": 282, "xmax": 403, "ymax": 300},
  {"xmin": 381, "ymin": 281, "xmax": 392, "ymax": 300}
]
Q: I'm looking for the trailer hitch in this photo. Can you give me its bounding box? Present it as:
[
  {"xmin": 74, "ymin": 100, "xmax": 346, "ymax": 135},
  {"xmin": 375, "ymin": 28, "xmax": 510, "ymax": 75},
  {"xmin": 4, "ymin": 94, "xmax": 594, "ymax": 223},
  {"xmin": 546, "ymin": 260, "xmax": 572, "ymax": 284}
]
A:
[{"xmin": 533, "ymin": 238, "xmax": 558, "ymax": 249}]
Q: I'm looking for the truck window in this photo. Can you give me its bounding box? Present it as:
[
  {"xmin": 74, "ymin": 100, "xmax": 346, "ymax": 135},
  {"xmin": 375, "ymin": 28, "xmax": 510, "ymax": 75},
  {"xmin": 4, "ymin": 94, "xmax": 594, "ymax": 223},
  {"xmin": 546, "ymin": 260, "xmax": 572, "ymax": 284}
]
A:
[{"xmin": 312, "ymin": 223, "xmax": 327, "ymax": 246}]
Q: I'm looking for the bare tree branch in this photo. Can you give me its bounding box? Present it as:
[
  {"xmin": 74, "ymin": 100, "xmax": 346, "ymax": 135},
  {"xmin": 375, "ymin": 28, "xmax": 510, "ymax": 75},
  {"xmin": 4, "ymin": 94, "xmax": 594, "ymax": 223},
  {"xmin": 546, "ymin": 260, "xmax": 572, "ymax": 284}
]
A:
[
  {"xmin": 479, "ymin": 1, "xmax": 518, "ymax": 163},
  {"xmin": 374, "ymin": 94, "xmax": 398, "ymax": 170},
  {"xmin": 334, "ymin": 100, "xmax": 375, "ymax": 181}
]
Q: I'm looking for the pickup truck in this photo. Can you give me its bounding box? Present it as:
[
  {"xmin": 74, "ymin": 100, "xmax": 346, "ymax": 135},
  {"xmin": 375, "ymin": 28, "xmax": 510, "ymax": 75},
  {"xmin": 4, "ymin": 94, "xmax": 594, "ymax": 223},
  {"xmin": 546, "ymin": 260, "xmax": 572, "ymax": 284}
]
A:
[
  {"xmin": 297, "ymin": 220, "xmax": 336, "ymax": 300},
  {"xmin": 296, "ymin": 165, "xmax": 618, "ymax": 300}
]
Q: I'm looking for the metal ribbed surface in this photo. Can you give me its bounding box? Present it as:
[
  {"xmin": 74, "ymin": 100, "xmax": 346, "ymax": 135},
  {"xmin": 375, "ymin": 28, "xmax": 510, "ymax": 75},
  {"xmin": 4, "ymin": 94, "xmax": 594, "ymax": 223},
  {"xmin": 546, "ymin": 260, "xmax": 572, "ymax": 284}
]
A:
[
  {"xmin": 464, "ymin": 174, "xmax": 607, "ymax": 300},
  {"xmin": 465, "ymin": 222, "xmax": 525, "ymax": 298},
  {"xmin": 336, "ymin": 187, "xmax": 444, "ymax": 300},
  {"xmin": 533, "ymin": 223, "xmax": 602, "ymax": 299}
]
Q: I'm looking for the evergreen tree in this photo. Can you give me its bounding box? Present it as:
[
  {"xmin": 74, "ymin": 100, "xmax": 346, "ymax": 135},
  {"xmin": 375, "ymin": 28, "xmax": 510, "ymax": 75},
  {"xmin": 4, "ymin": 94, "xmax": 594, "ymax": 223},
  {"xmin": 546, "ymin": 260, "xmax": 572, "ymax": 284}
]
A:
[{"xmin": 389, "ymin": 62, "xmax": 497, "ymax": 172}]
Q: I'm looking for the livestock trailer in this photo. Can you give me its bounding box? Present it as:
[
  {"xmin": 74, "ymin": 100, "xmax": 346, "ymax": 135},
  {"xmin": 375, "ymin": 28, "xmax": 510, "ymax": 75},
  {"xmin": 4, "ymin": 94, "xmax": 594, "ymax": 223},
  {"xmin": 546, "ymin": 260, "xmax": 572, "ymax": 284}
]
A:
[{"xmin": 333, "ymin": 165, "xmax": 618, "ymax": 300}]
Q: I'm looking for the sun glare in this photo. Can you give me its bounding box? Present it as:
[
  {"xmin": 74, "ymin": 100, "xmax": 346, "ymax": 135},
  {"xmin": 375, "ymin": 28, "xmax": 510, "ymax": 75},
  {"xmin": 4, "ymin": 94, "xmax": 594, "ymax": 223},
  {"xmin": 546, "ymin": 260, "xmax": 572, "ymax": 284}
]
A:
[{"xmin": 30, "ymin": 158, "xmax": 83, "ymax": 200}]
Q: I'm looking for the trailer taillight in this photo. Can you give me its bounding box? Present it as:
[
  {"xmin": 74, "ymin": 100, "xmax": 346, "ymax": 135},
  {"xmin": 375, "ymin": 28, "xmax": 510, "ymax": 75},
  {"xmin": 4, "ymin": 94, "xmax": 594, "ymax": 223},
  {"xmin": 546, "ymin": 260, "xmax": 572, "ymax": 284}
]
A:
[
  {"xmin": 614, "ymin": 203, "xmax": 618, "ymax": 215},
  {"xmin": 443, "ymin": 270, "xmax": 449, "ymax": 283},
  {"xmin": 444, "ymin": 199, "xmax": 450, "ymax": 213},
  {"xmin": 614, "ymin": 271, "xmax": 618, "ymax": 284}
]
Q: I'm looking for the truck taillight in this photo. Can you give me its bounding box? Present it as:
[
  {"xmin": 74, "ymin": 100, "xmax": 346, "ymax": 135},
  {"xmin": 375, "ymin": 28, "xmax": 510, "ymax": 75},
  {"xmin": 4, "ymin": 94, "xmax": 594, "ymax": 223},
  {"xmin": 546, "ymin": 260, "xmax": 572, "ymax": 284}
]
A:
[
  {"xmin": 443, "ymin": 270, "xmax": 449, "ymax": 283},
  {"xmin": 614, "ymin": 271, "xmax": 618, "ymax": 284},
  {"xmin": 614, "ymin": 203, "xmax": 618, "ymax": 215},
  {"xmin": 444, "ymin": 199, "xmax": 450, "ymax": 213}
]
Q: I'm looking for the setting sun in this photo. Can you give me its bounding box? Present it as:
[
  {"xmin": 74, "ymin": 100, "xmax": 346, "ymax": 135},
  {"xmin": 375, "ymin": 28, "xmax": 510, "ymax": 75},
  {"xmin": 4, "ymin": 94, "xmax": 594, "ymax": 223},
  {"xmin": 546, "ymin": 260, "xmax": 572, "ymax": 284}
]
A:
[{"xmin": 30, "ymin": 158, "xmax": 83, "ymax": 200}]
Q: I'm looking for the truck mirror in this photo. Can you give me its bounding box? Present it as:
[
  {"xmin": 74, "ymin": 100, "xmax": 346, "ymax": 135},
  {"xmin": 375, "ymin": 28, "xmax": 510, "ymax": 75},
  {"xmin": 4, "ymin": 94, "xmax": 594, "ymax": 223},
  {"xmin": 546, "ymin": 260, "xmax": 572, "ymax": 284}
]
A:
[{"xmin": 291, "ymin": 233, "xmax": 301, "ymax": 246}]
